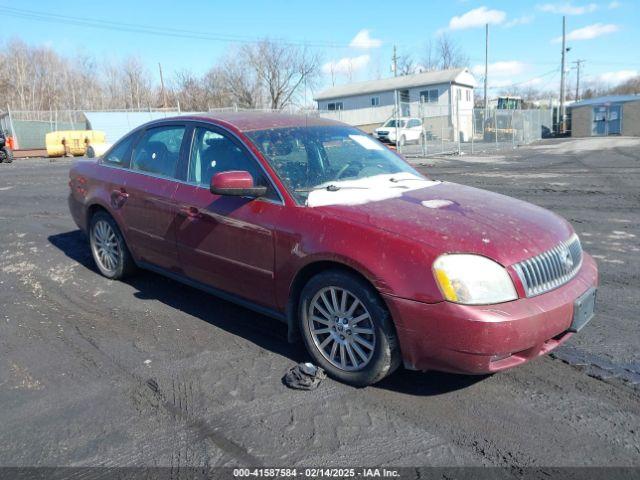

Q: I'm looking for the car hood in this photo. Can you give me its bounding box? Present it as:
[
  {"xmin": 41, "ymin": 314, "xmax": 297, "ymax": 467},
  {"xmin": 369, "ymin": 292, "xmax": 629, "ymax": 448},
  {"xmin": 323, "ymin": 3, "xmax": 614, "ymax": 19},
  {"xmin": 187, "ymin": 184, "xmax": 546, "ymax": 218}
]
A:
[{"xmin": 310, "ymin": 179, "xmax": 574, "ymax": 266}]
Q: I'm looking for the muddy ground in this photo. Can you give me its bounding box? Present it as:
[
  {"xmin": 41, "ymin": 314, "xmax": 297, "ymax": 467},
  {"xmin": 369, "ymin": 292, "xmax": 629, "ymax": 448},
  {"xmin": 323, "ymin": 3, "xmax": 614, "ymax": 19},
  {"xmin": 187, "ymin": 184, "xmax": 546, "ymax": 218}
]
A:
[{"xmin": 0, "ymin": 137, "xmax": 638, "ymax": 469}]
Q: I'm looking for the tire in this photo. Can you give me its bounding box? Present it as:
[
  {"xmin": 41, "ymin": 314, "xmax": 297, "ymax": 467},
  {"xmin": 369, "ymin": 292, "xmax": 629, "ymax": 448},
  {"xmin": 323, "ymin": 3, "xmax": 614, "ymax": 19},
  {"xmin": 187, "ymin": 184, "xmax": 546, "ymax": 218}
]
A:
[
  {"xmin": 0, "ymin": 147, "xmax": 10, "ymax": 163},
  {"xmin": 299, "ymin": 270, "xmax": 401, "ymax": 387},
  {"xmin": 89, "ymin": 211, "xmax": 136, "ymax": 280}
]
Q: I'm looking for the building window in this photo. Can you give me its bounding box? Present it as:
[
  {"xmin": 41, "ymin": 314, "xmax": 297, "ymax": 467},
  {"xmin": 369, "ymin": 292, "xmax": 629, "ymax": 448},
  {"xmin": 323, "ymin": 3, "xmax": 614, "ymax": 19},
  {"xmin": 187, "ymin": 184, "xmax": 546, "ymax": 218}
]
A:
[
  {"xmin": 466, "ymin": 89, "xmax": 471, "ymax": 102},
  {"xmin": 456, "ymin": 88, "xmax": 462, "ymax": 101},
  {"xmin": 371, "ymin": 96, "xmax": 380, "ymax": 106},
  {"xmin": 419, "ymin": 89, "xmax": 439, "ymax": 103},
  {"xmin": 327, "ymin": 102, "xmax": 343, "ymax": 111}
]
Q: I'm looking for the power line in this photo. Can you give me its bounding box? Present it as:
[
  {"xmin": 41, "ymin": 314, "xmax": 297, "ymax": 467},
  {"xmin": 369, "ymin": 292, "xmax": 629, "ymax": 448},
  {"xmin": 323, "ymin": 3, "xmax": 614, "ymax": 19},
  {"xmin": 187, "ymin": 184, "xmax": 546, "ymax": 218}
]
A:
[{"xmin": 0, "ymin": 6, "xmax": 355, "ymax": 48}]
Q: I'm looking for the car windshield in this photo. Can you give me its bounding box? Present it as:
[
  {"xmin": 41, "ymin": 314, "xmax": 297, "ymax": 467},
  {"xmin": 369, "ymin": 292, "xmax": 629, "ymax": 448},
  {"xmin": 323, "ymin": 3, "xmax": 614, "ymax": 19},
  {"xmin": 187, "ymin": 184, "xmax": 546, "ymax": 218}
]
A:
[
  {"xmin": 245, "ymin": 125, "xmax": 422, "ymax": 203},
  {"xmin": 383, "ymin": 119, "xmax": 406, "ymax": 128}
]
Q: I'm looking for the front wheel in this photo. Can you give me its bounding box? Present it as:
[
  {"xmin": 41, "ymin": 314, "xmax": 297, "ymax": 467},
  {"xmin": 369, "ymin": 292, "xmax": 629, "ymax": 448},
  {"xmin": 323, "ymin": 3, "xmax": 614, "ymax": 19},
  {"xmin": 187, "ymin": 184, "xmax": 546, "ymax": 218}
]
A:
[{"xmin": 299, "ymin": 270, "xmax": 401, "ymax": 386}]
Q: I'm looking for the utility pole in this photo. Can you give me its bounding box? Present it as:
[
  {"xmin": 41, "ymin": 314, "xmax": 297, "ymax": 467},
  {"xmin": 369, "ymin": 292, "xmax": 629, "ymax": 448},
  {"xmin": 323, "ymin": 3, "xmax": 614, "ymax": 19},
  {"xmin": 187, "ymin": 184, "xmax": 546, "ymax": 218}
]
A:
[
  {"xmin": 559, "ymin": 16, "xmax": 567, "ymax": 134},
  {"xmin": 392, "ymin": 45, "xmax": 398, "ymax": 77},
  {"xmin": 484, "ymin": 23, "xmax": 489, "ymax": 113},
  {"xmin": 573, "ymin": 59, "xmax": 585, "ymax": 101},
  {"xmin": 158, "ymin": 62, "xmax": 167, "ymax": 109}
]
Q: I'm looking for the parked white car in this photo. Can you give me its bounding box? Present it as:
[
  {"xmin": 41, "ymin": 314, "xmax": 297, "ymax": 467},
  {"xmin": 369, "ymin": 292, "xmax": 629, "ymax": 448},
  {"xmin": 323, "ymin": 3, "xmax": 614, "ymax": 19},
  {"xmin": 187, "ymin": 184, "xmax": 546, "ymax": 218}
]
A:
[{"xmin": 373, "ymin": 117, "xmax": 423, "ymax": 146}]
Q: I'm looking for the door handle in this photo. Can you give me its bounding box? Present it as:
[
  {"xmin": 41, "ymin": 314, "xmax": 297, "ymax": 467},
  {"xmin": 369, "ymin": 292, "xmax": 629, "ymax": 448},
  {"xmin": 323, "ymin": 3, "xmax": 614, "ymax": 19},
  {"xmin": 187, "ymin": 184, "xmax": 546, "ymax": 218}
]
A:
[
  {"xmin": 110, "ymin": 188, "xmax": 129, "ymax": 208},
  {"xmin": 180, "ymin": 206, "xmax": 201, "ymax": 218}
]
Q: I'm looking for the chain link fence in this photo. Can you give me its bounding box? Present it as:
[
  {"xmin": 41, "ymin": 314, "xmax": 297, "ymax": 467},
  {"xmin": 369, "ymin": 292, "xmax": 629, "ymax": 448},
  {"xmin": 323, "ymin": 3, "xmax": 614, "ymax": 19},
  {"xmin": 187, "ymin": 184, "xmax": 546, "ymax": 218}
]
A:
[
  {"xmin": 3, "ymin": 106, "xmax": 320, "ymax": 150},
  {"xmin": 319, "ymin": 101, "xmax": 554, "ymax": 157},
  {"xmin": 4, "ymin": 104, "xmax": 552, "ymax": 156},
  {"xmin": 4, "ymin": 108, "xmax": 191, "ymax": 149}
]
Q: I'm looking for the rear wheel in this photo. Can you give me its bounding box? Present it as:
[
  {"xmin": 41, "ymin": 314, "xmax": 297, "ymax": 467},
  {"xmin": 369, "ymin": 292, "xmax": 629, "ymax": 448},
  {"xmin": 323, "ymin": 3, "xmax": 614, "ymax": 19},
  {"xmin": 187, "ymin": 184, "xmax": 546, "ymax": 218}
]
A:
[
  {"xmin": 299, "ymin": 270, "xmax": 401, "ymax": 386},
  {"xmin": 89, "ymin": 211, "xmax": 136, "ymax": 280}
]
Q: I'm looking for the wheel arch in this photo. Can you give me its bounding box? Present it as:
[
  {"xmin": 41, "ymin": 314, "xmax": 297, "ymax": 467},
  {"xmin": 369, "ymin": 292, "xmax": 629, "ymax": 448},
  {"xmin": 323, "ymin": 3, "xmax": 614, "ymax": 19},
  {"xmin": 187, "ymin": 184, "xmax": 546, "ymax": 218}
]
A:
[
  {"xmin": 86, "ymin": 203, "xmax": 110, "ymax": 227},
  {"xmin": 285, "ymin": 259, "xmax": 394, "ymax": 343}
]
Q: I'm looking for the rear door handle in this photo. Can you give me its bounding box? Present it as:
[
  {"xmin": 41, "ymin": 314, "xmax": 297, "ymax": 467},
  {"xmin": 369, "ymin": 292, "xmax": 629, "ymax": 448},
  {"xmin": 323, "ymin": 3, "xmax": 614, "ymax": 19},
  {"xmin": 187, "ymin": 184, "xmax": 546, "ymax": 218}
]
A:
[{"xmin": 180, "ymin": 206, "xmax": 201, "ymax": 218}]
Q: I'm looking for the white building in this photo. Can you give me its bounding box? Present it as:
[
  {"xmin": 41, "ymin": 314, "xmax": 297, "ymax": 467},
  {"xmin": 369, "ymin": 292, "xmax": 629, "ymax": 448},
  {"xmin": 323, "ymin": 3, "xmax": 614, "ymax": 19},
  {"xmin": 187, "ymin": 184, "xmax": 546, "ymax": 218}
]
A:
[{"xmin": 315, "ymin": 68, "xmax": 477, "ymax": 140}]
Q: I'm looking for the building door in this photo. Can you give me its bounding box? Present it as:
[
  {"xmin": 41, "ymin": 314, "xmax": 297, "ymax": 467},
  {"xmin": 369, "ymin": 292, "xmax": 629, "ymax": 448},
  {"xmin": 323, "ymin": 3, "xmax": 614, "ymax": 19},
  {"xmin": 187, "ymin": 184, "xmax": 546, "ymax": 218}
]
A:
[
  {"xmin": 592, "ymin": 104, "xmax": 622, "ymax": 136},
  {"xmin": 608, "ymin": 105, "xmax": 621, "ymax": 134}
]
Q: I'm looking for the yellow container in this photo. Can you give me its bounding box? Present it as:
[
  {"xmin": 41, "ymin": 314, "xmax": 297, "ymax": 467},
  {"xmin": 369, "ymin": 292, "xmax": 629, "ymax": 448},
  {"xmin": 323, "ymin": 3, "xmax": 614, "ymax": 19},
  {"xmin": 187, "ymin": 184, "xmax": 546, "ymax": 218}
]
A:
[{"xmin": 46, "ymin": 130, "xmax": 107, "ymax": 157}]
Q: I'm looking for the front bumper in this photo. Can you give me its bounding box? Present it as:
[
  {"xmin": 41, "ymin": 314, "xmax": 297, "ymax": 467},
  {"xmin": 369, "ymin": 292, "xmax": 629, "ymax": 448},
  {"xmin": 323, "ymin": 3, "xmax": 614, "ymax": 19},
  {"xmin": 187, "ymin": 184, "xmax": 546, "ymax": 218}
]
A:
[
  {"xmin": 383, "ymin": 253, "xmax": 598, "ymax": 374},
  {"xmin": 374, "ymin": 133, "xmax": 395, "ymax": 143}
]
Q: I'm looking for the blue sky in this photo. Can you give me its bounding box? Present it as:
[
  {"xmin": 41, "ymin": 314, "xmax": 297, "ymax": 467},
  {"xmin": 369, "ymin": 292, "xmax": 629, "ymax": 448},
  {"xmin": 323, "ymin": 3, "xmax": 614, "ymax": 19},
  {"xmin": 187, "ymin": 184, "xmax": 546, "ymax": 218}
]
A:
[{"xmin": 1, "ymin": 0, "xmax": 639, "ymax": 97}]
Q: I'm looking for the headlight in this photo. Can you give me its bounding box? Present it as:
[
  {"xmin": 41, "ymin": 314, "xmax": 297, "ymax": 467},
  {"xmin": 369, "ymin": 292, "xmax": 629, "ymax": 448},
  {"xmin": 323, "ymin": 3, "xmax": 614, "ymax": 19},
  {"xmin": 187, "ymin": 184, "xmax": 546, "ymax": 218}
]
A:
[{"xmin": 433, "ymin": 254, "xmax": 517, "ymax": 305}]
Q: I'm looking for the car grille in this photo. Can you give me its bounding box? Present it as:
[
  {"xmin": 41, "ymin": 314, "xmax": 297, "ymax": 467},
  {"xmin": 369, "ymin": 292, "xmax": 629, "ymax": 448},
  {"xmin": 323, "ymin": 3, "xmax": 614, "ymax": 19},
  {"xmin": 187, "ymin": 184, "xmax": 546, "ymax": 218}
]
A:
[
  {"xmin": 377, "ymin": 130, "xmax": 389, "ymax": 136},
  {"xmin": 513, "ymin": 234, "xmax": 582, "ymax": 297}
]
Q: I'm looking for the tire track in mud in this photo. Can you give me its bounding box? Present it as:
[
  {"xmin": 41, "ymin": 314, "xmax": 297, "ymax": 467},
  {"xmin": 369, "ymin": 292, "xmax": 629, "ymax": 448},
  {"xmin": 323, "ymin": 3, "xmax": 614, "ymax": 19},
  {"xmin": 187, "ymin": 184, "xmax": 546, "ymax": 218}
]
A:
[{"xmin": 2, "ymin": 241, "xmax": 263, "ymax": 466}]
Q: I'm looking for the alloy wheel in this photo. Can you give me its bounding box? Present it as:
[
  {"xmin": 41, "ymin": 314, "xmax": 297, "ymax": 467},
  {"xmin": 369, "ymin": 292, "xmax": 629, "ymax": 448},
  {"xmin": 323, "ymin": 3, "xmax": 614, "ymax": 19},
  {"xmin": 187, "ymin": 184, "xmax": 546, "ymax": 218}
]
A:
[
  {"xmin": 307, "ymin": 286, "xmax": 377, "ymax": 371},
  {"xmin": 91, "ymin": 220, "xmax": 121, "ymax": 275}
]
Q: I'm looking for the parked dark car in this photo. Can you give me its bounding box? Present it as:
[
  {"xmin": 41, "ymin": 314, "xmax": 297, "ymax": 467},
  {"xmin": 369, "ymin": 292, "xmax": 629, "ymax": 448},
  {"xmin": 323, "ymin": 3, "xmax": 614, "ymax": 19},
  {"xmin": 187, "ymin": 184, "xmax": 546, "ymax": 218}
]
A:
[{"xmin": 68, "ymin": 113, "xmax": 598, "ymax": 386}]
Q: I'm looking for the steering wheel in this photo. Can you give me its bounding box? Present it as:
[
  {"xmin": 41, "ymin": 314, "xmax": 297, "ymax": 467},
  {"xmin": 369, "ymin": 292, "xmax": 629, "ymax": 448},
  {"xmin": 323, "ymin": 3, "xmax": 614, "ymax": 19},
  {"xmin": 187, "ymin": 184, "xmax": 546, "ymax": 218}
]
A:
[{"xmin": 336, "ymin": 160, "xmax": 363, "ymax": 180}]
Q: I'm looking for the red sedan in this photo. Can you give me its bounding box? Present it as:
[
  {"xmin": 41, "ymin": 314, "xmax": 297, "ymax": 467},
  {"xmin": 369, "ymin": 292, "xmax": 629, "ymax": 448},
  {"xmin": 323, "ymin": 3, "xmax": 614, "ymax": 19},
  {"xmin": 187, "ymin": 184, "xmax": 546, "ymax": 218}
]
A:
[{"xmin": 68, "ymin": 113, "xmax": 598, "ymax": 386}]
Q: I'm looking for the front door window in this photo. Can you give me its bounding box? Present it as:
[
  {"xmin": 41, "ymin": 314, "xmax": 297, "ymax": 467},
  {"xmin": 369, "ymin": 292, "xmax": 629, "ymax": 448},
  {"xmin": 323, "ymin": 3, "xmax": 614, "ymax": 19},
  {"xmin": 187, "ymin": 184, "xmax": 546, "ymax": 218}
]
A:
[{"xmin": 188, "ymin": 127, "xmax": 278, "ymax": 200}]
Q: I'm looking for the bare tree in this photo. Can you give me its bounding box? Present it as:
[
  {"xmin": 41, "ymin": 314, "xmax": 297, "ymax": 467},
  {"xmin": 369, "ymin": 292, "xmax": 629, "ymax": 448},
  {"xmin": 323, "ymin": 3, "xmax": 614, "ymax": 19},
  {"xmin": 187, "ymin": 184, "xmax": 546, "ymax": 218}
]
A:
[
  {"xmin": 170, "ymin": 70, "xmax": 210, "ymax": 111},
  {"xmin": 215, "ymin": 53, "xmax": 261, "ymax": 108},
  {"xmin": 610, "ymin": 75, "xmax": 640, "ymax": 95},
  {"xmin": 0, "ymin": 35, "xmax": 325, "ymax": 113},
  {"xmin": 242, "ymin": 39, "xmax": 320, "ymax": 110},
  {"xmin": 121, "ymin": 57, "xmax": 154, "ymax": 109},
  {"xmin": 421, "ymin": 40, "xmax": 436, "ymax": 71},
  {"xmin": 396, "ymin": 53, "xmax": 416, "ymax": 76},
  {"xmin": 436, "ymin": 34, "xmax": 469, "ymax": 70}
]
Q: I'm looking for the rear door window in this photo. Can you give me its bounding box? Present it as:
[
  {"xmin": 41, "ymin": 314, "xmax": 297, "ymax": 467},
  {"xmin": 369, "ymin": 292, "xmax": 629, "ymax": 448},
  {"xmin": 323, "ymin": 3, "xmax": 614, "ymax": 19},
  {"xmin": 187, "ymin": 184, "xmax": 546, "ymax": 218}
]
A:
[
  {"xmin": 131, "ymin": 126, "xmax": 186, "ymax": 178},
  {"xmin": 103, "ymin": 134, "xmax": 135, "ymax": 167}
]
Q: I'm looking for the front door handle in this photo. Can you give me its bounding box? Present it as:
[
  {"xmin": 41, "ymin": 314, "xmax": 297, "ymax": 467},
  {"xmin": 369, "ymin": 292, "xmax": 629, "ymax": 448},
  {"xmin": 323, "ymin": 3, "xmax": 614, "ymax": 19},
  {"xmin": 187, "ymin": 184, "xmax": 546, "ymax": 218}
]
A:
[
  {"xmin": 180, "ymin": 206, "xmax": 201, "ymax": 218},
  {"xmin": 110, "ymin": 188, "xmax": 129, "ymax": 208}
]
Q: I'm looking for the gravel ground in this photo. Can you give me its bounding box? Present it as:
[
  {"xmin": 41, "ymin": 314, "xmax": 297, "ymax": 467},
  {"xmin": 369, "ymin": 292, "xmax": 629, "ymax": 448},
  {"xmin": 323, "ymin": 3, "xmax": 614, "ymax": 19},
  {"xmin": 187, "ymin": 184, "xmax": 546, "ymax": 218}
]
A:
[{"xmin": 0, "ymin": 137, "xmax": 639, "ymax": 469}]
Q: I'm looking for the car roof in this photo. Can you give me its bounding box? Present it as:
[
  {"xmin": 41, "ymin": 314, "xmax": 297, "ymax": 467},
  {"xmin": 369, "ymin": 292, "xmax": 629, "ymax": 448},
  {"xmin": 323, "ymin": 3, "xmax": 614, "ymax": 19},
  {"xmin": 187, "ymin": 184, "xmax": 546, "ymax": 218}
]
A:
[{"xmin": 158, "ymin": 112, "xmax": 342, "ymax": 132}]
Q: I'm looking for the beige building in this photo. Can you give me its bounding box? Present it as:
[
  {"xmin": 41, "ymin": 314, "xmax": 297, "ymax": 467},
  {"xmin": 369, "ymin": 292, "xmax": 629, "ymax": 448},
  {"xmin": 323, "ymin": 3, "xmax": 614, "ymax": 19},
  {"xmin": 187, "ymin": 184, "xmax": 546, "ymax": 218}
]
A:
[{"xmin": 568, "ymin": 95, "xmax": 640, "ymax": 137}]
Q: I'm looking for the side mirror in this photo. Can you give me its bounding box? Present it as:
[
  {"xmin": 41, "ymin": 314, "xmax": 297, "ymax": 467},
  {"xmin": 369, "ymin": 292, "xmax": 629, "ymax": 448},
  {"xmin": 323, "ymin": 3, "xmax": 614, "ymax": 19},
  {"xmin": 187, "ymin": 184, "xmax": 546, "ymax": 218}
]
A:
[{"xmin": 210, "ymin": 170, "xmax": 267, "ymax": 197}]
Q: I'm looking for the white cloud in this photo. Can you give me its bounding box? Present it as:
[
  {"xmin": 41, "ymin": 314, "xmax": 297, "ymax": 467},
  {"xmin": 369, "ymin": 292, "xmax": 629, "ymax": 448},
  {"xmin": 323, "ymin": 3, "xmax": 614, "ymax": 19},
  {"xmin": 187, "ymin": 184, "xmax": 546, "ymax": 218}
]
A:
[
  {"xmin": 552, "ymin": 23, "xmax": 619, "ymax": 42},
  {"xmin": 349, "ymin": 30, "xmax": 382, "ymax": 49},
  {"xmin": 592, "ymin": 70, "xmax": 638, "ymax": 84},
  {"xmin": 504, "ymin": 15, "xmax": 535, "ymax": 27},
  {"xmin": 448, "ymin": 7, "xmax": 506, "ymax": 30},
  {"xmin": 608, "ymin": 1, "xmax": 621, "ymax": 9},
  {"xmin": 472, "ymin": 61, "xmax": 528, "ymax": 77},
  {"xmin": 322, "ymin": 55, "xmax": 370, "ymax": 75},
  {"xmin": 537, "ymin": 3, "xmax": 598, "ymax": 15}
]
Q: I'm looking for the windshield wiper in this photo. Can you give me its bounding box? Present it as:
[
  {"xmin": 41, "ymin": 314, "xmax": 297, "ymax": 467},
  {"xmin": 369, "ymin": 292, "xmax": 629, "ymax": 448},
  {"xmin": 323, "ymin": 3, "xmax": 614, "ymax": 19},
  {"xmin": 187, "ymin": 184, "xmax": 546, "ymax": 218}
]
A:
[
  {"xmin": 389, "ymin": 176, "xmax": 426, "ymax": 183},
  {"xmin": 295, "ymin": 184, "xmax": 369, "ymax": 193}
]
